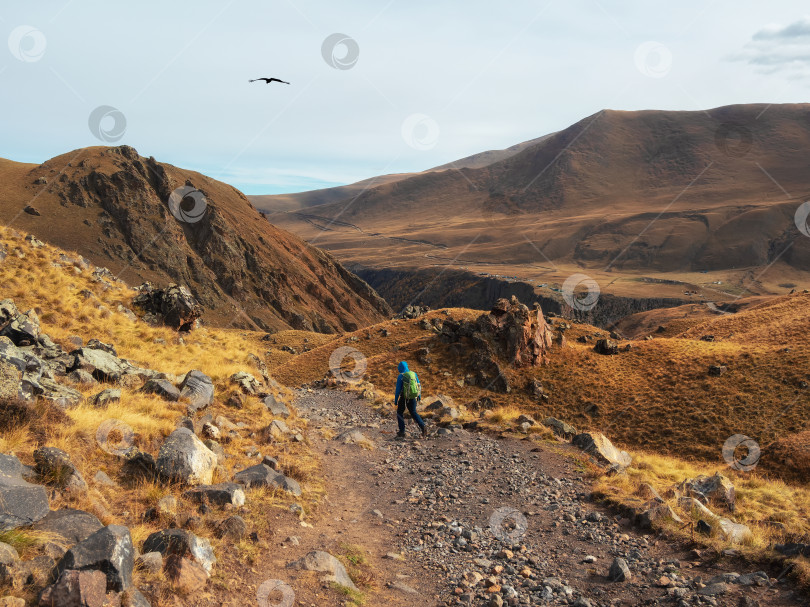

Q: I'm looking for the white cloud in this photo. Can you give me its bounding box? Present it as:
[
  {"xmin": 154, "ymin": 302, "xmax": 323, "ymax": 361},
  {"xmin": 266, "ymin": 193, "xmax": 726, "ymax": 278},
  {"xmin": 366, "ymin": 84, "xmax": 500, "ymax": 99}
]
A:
[{"xmin": 732, "ymin": 16, "xmax": 810, "ymax": 76}]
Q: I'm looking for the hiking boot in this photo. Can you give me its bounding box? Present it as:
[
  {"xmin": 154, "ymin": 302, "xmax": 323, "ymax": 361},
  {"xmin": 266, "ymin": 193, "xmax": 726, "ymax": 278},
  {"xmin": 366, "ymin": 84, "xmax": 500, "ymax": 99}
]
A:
[
  {"xmin": 395, "ymin": 431, "xmax": 406, "ymax": 440},
  {"xmin": 420, "ymin": 424, "xmax": 428, "ymax": 438}
]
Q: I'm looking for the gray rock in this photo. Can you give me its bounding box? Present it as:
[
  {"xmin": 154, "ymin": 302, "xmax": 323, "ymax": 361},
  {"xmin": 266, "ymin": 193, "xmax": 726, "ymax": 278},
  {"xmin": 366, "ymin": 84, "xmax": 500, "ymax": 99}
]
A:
[
  {"xmin": 543, "ymin": 417, "xmax": 577, "ymax": 439},
  {"xmin": 262, "ymin": 394, "xmax": 291, "ymax": 418},
  {"xmin": 287, "ymin": 550, "xmax": 358, "ymax": 591},
  {"xmin": 182, "ymin": 483, "xmax": 246, "ymax": 507},
  {"xmin": 93, "ymin": 471, "xmax": 116, "ymax": 487},
  {"xmin": 92, "ymin": 388, "xmax": 121, "ymax": 407},
  {"xmin": 32, "ymin": 508, "xmax": 103, "ymax": 545},
  {"xmin": 215, "ymin": 516, "xmax": 247, "ymax": 540},
  {"xmin": 203, "ymin": 440, "xmax": 226, "ymax": 461},
  {"xmin": 67, "ymin": 369, "xmax": 96, "ymax": 386},
  {"xmin": 0, "ymin": 453, "xmax": 50, "ymax": 529},
  {"xmin": 233, "ymin": 464, "xmax": 302, "ymax": 496},
  {"xmin": 608, "ymin": 557, "xmax": 631, "ymax": 582},
  {"xmin": 33, "ymin": 447, "xmax": 87, "ymax": 492},
  {"xmin": 572, "ymin": 432, "xmax": 632, "ymax": 469},
  {"xmin": 0, "ymin": 359, "xmax": 23, "ymax": 400},
  {"xmin": 179, "ymin": 370, "xmax": 214, "ymax": 413},
  {"xmin": 69, "ymin": 347, "xmax": 126, "ymax": 383},
  {"xmin": 57, "ymin": 524, "xmax": 135, "ymax": 591},
  {"xmin": 139, "ymin": 378, "xmax": 180, "ymax": 402},
  {"xmin": 141, "ymin": 528, "xmax": 216, "ymax": 574},
  {"xmin": 156, "ymin": 428, "xmax": 217, "ymax": 485},
  {"xmin": 0, "ymin": 542, "xmax": 19, "ymax": 566},
  {"xmin": 334, "ymin": 428, "xmax": 371, "ymax": 445},
  {"xmin": 230, "ymin": 371, "xmax": 260, "ymax": 395}
]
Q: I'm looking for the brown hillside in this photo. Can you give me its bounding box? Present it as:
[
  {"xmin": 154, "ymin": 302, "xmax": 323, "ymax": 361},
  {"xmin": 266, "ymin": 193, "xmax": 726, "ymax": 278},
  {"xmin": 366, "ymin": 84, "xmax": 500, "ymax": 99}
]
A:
[
  {"xmin": 264, "ymin": 103, "xmax": 810, "ymax": 298},
  {"xmin": 0, "ymin": 146, "xmax": 391, "ymax": 333}
]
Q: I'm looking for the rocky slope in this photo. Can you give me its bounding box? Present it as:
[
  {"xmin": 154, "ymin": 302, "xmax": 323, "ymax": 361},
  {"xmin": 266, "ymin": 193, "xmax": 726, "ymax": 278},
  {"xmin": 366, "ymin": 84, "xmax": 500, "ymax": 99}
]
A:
[{"xmin": 0, "ymin": 146, "xmax": 391, "ymax": 333}]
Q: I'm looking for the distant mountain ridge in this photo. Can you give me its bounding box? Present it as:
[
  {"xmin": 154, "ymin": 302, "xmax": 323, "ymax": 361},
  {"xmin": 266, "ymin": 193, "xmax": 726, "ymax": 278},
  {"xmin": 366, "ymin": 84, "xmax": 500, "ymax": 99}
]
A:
[{"xmin": 260, "ymin": 103, "xmax": 810, "ymax": 282}]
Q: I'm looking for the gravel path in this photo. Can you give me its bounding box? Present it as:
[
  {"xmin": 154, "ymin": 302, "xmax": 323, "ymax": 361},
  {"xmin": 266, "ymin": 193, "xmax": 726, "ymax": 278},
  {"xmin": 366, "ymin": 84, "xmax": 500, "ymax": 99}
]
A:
[{"xmin": 295, "ymin": 388, "xmax": 806, "ymax": 607}]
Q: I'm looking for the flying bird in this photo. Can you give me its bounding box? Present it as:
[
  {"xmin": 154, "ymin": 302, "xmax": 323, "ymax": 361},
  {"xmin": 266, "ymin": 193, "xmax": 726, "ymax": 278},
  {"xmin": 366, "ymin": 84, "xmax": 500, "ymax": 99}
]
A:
[{"xmin": 249, "ymin": 77, "xmax": 290, "ymax": 85}]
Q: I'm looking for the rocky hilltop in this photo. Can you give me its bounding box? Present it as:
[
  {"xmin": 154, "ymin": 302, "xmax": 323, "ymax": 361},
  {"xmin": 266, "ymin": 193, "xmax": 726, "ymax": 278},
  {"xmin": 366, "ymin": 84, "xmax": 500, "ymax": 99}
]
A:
[{"xmin": 0, "ymin": 146, "xmax": 391, "ymax": 333}]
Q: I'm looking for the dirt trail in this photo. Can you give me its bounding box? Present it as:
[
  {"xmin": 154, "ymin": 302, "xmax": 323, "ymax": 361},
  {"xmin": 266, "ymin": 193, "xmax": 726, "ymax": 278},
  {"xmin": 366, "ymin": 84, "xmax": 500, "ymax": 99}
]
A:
[{"xmin": 241, "ymin": 389, "xmax": 806, "ymax": 607}]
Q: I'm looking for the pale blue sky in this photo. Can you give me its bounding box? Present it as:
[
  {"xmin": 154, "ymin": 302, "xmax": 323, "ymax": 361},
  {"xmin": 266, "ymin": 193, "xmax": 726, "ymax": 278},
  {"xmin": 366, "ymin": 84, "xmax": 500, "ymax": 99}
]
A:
[{"xmin": 2, "ymin": 1, "xmax": 809, "ymax": 194}]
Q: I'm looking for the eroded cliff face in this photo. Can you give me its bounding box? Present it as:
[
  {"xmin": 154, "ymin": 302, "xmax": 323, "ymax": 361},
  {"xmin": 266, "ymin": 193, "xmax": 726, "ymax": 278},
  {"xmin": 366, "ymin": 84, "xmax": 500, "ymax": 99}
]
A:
[{"xmin": 3, "ymin": 145, "xmax": 391, "ymax": 332}]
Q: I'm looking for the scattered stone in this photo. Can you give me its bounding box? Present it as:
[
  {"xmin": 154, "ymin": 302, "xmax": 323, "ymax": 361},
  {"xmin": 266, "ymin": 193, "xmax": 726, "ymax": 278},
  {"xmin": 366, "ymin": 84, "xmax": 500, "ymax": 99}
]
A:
[
  {"xmin": 32, "ymin": 508, "xmax": 103, "ymax": 545},
  {"xmin": 608, "ymin": 557, "xmax": 631, "ymax": 582},
  {"xmin": 182, "ymin": 483, "xmax": 246, "ymax": 507},
  {"xmin": 230, "ymin": 372, "xmax": 260, "ymax": 395},
  {"xmin": 179, "ymin": 370, "xmax": 214, "ymax": 413},
  {"xmin": 287, "ymin": 551, "xmax": 358, "ymax": 591},
  {"xmin": 594, "ymin": 339, "xmax": 619, "ymax": 355},
  {"xmin": 57, "ymin": 525, "xmax": 135, "ymax": 592},
  {"xmin": 135, "ymin": 552, "xmax": 163, "ymax": 575},
  {"xmin": 23, "ymin": 205, "xmax": 41, "ymax": 216},
  {"xmin": 262, "ymin": 394, "xmax": 291, "ymax": 418},
  {"xmin": 233, "ymin": 464, "xmax": 302, "ymax": 496},
  {"xmin": 92, "ymin": 388, "xmax": 121, "ymax": 407},
  {"xmin": 572, "ymin": 432, "xmax": 632, "ymax": 470},
  {"xmin": 156, "ymin": 428, "xmax": 218, "ymax": 485},
  {"xmin": 215, "ymin": 516, "xmax": 247, "ymax": 540},
  {"xmin": 681, "ymin": 473, "xmax": 736, "ymax": 511},
  {"xmin": 543, "ymin": 417, "xmax": 577, "ymax": 439},
  {"xmin": 38, "ymin": 569, "xmax": 107, "ymax": 607},
  {"xmin": 0, "ymin": 453, "xmax": 50, "ymax": 529},
  {"xmin": 142, "ymin": 528, "xmax": 216, "ymax": 574},
  {"xmin": 708, "ymin": 364, "xmax": 727, "ymax": 377},
  {"xmin": 33, "ymin": 447, "xmax": 88, "ymax": 492},
  {"xmin": 139, "ymin": 378, "xmax": 180, "ymax": 402}
]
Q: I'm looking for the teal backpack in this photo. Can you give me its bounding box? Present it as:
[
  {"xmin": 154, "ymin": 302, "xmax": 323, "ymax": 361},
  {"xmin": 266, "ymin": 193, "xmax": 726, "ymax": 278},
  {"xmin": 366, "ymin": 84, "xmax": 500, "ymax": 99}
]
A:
[{"xmin": 401, "ymin": 370, "xmax": 421, "ymax": 400}]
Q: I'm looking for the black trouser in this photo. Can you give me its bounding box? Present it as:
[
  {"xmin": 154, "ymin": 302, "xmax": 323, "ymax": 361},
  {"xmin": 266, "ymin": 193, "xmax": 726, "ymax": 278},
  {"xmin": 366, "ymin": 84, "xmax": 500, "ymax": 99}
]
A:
[{"xmin": 396, "ymin": 395, "xmax": 425, "ymax": 433}]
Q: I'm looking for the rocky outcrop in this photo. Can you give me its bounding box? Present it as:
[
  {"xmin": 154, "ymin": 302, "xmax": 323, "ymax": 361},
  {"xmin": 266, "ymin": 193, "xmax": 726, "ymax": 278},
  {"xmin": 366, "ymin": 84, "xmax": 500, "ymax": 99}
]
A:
[
  {"xmin": 440, "ymin": 297, "xmax": 553, "ymax": 393},
  {"xmin": 132, "ymin": 283, "xmax": 203, "ymax": 331},
  {"xmin": 142, "ymin": 529, "xmax": 216, "ymax": 574}
]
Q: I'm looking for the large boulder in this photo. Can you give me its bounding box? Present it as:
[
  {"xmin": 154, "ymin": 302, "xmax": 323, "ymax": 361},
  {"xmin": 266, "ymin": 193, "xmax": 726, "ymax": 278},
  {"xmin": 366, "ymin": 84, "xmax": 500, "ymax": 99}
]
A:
[
  {"xmin": 156, "ymin": 429, "xmax": 217, "ymax": 485},
  {"xmin": 543, "ymin": 417, "xmax": 577, "ymax": 439},
  {"xmin": 142, "ymin": 529, "xmax": 215, "ymax": 574},
  {"xmin": 132, "ymin": 283, "xmax": 202, "ymax": 331},
  {"xmin": 573, "ymin": 432, "xmax": 632, "ymax": 470},
  {"xmin": 594, "ymin": 339, "xmax": 619, "ymax": 355},
  {"xmin": 0, "ymin": 454, "xmax": 50, "ymax": 529},
  {"xmin": 179, "ymin": 370, "xmax": 214, "ymax": 413},
  {"xmin": 33, "ymin": 447, "xmax": 88, "ymax": 492},
  {"xmin": 230, "ymin": 372, "xmax": 261, "ymax": 395},
  {"xmin": 57, "ymin": 525, "xmax": 135, "ymax": 592},
  {"xmin": 233, "ymin": 464, "xmax": 302, "ymax": 496},
  {"xmin": 32, "ymin": 509, "xmax": 104, "ymax": 545},
  {"xmin": 287, "ymin": 551, "xmax": 358, "ymax": 590}
]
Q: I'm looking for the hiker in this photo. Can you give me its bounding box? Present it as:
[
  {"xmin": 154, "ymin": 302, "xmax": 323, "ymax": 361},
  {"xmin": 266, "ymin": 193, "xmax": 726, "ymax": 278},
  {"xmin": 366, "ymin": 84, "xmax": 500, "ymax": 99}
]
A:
[{"xmin": 394, "ymin": 361, "xmax": 427, "ymax": 438}]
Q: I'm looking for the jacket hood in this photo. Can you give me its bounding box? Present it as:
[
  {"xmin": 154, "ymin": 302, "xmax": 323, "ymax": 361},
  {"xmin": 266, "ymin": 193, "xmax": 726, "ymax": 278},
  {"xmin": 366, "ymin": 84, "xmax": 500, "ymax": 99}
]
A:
[{"xmin": 398, "ymin": 361, "xmax": 409, "ymax": 373}]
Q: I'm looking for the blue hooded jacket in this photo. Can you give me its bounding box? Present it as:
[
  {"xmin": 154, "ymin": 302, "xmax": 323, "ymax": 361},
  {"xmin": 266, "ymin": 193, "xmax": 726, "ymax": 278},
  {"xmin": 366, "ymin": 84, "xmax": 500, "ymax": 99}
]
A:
[{"xmin": 395, "ymin": 361, "xmax": 420, "ymax": 403}]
